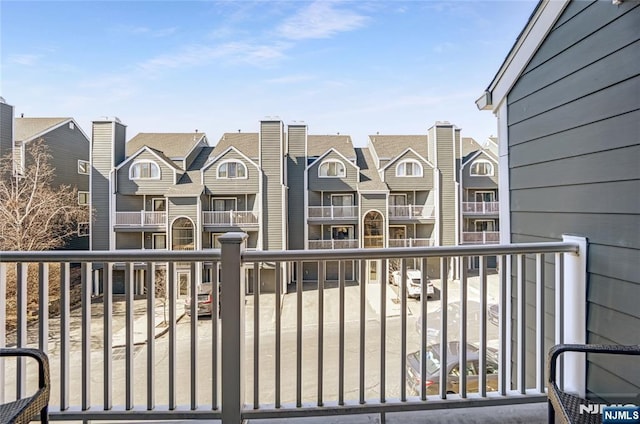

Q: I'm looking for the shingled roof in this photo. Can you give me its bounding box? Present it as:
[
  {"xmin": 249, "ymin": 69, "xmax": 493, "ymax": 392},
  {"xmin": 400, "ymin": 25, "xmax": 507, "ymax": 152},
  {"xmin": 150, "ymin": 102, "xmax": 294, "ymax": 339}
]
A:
[
  {"xmin": 212, "ymin": 133, "xmax": 259, "ymax": 159},
  {"xmin": 307, "ymin": 135, "xmax": 356, "ymax": 159},
  {"xmin": 126, "ymin": 133, "xmax": 207, "ymax": 158},
  {"xmin": 368, "ymin": 135, "xmax": 428, "ymax": 160},
  {"xmin": 14, "ymin": 117, "xmax": 72, "ymax": 142}
]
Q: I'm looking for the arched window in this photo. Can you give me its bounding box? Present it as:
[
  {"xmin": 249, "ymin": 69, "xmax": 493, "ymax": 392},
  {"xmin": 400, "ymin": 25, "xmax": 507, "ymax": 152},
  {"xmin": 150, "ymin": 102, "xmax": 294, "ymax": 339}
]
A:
[
  {"xmin": 130, "ymin": 160, "xmax": 160, "ymax": 179},
  {"xmin": 218, "ymin": 161, "xmax": 247, "ymax": 179},
  {"xmin": 318, "ymin": 160, "xmax": 346, "ymax": 177},
  {"xmin": 172, "ymin": 217, "xmax": 194, "ymax": 250},
  {"xmin": 363, "ymin": 210, "xmax": 384, "ymax": 248},
  {"xmin": 470, "ymin": 160, "xmax": 494, "ymax": 176},
  {"xmin": 396, "ymin": 160, "xmax": 423, "ymax": 177}
]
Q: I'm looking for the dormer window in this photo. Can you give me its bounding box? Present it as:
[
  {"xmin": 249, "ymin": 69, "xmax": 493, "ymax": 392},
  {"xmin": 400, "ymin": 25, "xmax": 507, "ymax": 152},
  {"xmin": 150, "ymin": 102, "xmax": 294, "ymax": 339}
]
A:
[
  {"xmin": 319, "ymin": 160, "xmax": 345, "ymax": 178},
  {"xmin": 396, "ymin": 160, "xmax": 423, "ymax": 177},
  {"xmin": 470, "ymin": 160, "xmax": 494, "ymax": 176},
  {"xmin": 130, "ymin": 160, "xmax": 160, "ymax": 179},
  {"xmin": 218, "ymin": 161, "xmax": 246, "ymax": 179}
]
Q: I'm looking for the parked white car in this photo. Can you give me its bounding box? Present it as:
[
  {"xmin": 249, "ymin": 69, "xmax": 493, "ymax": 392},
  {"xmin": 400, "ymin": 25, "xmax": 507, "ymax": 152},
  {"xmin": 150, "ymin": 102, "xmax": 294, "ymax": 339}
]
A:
[{"xmin": 391, "ymin": 269, "xmax": 434, "ymax": 299}]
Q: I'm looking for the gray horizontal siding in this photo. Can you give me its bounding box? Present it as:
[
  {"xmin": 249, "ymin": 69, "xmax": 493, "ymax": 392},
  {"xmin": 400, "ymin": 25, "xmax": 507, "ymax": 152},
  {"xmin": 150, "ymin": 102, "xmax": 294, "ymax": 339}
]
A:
[
  {"xmin": 91, "ymin": 122, "xmax": 114, "ymax": 251},
  {"xmin": 360, "ymin": 194, "xmax": 386, "ymax": 218},
  {"xmin": 506, "ymin": 0, "xmax": 640, "ymax": 396},
  {"xmin": 117, "ymin": 150, "xmax": 176, "ymax": 195},
  {"xmin": 116, "ymin": 232, "xmax": 142, "ymax": 249},
  {"xmin": 202, "ymin": 149, "xmax": 259, "ymax": 194},
  {"xmin": 168, "ymin": 197, "xmax": 198, "ymax": 223},
  {"xmin": 308, "ymin": 151, "xmax": 358, "ymax": 192},
  {"xmin": 0, "ymin": 103, "xmax": 12, "ymax": 157},
  {"xmin": 116, "ymin": 195, "xmax": 144, "ymax": 212},
  {"xmin": 383, "ymin": 151, "xmax": 434, "ymax": 190}
]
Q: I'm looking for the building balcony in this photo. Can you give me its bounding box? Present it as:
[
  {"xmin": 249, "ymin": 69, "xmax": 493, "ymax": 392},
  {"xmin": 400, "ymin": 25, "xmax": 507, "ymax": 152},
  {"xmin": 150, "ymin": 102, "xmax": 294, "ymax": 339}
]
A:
[
  {"xmin": 308, "ymin": 238, "xmax": 359, "ymax": 249},
  {"xmin": 388, "ymin": 238, "xmax": 434, "ymax": 248},
  {"xmin": 462, "ymin": 202, "xmax": 500, "ymax": 215},
  {"xmin": 307, "ymin": 205, "xmax": 358, "ymax": 220},
  {"xmin": 462, "ymin": 231, "xmax": 500, "ymax": 244},
  {"xmin": 388, "ymin": 205, "xmax": 435, "ymax": 220},
  {"xmin": 202, "ymin": 210, "xmax": 259, "ymax": 228},
  {"xmin": 1, "ymin": 237, "xmax": 587, "ymax": 424},
  {"xmin": 114, "ymin": 211, "xmax": 166, "ymax": 228}
]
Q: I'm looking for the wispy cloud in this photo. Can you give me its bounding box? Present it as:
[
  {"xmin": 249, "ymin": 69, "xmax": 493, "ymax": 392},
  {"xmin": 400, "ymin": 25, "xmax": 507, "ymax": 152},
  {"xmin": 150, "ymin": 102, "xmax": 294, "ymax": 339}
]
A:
[
  {"xmin": 277, "ymin": 1, "xmax": 368, "ymax": 40},
  {"xmin": 265, "ymin": 74, "xmax": 314, "ymax": 84},
  {"xmin": 115, "ymin": 25, "xmax": 178, "ymax": 38},
  {"xmin": 136, "ymin": 41, "xmax": 290, "ymax": 74},
  {"xmin": 9, "ymin": 54, "xmax": 41, "ymax": 66}
]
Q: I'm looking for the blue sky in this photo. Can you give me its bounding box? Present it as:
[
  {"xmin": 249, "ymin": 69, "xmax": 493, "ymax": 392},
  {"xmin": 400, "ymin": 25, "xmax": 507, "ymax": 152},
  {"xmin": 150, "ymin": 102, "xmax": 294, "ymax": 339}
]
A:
[{"xmin": 1, "ymin": 1, "xmax": 537, "ymax": 146}]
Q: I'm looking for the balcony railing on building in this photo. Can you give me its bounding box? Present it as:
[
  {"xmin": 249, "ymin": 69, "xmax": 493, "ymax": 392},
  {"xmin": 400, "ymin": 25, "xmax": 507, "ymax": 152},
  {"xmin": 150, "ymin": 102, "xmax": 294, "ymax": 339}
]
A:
[
  {"xmin": 388, "ymin": 238, "xmax": 434, "ymax": 248},
  {"xmin": 1, "ymin": 236, "xmax": 586, "ymax": 424},
  {"xmin": 114, "ymin": 211, "xmax": 166, "ymax": 227},
  {"xmin": 307, "ymin": 206, "xmax": 358, "ymax": 220},
  {"xmin": 308, "ymin": 239, "xmax": 358, "ymax": 249},
  {"xmin": 462, "ymin": 231, "xmax": 500, "ymax": 244},
  {"xmin": 462, "ymin": 202, "xmax": 499, "ymax": 215},
  {"xmin": 202, "ymin": 210, "xmax": 259, "ymax": 227},
  {"xmin": 388, "ymin": 205, "xmax": 435, "ymax": 220}
]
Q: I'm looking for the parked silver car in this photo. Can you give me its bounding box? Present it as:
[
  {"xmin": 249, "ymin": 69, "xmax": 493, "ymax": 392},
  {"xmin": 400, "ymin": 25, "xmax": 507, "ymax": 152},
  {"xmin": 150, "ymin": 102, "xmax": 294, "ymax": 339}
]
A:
[{"xmin": 391, "ymin": 269, "xmax": 434, "ymax": 299}]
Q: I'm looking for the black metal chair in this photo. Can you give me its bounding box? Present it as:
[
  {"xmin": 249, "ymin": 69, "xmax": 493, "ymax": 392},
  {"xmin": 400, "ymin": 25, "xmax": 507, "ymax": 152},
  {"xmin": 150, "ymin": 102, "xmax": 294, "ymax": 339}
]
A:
[
  {"xmin": 547, "ymin": 344, "xmax": 640, "ymax": 424},
  {"xmin": 0, "ymin": 348, "xmax": 50, "ymax": 424}
]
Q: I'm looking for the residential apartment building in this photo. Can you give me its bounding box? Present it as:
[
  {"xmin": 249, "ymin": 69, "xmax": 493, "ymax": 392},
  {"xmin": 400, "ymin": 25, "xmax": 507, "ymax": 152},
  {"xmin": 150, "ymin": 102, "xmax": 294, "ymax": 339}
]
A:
[
  {"xmin": 91, "ymin": 117, "xmax": 499, "ymax": 294},
  {"xmin": 0, "ymin": 98, "xmax": 91, "ymax": 249}
]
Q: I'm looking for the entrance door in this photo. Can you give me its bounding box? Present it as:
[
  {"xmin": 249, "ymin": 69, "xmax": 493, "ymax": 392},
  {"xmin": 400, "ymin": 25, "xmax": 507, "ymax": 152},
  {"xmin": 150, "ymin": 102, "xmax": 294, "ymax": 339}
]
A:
[{"xmin": 177, "ymin": 270, "xmax": 190, "ymax": 298}]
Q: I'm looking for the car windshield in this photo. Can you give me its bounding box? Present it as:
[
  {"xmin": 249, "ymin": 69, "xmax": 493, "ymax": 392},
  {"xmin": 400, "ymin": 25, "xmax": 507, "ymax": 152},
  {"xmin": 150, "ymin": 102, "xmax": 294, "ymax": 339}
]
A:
[{"xmin": 410, "ymin": 350, "xmax": 441, "ymax": 375}]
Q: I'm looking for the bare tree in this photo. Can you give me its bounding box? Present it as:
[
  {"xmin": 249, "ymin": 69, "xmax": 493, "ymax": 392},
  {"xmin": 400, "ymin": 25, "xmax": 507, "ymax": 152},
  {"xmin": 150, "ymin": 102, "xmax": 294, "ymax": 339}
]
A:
[{"xmin": 0, "ymin": 139, "xmax": 89, "ymax": 251}]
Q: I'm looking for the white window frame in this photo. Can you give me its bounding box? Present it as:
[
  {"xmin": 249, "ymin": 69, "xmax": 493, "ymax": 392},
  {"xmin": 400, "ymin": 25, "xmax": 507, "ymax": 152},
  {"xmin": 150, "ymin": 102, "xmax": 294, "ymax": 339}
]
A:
[
  {"xmin": 330, "ymin": 193, "xmax": 353, "ymax": 206},
  {"xmin": 318, "ymin": 160, "xmax": 346, "ymax": 178},
  {"xmin": 474, "ymin": 219, "xmax": 496, "ymax": 232},
  {"xmin": 78, "ymin": 222, "xmax": 89, "ymax": 237},
  {"xmin": 152, "ymin": 198, "xmax": 166, "ymax": 212},
  {"xmin": 129, "ymin": 160, "xmax": 161, "ymax": 180},
  {"xmin": 69, "ymin": 122, "xmax": 75, "ymax": 130},
  {"xmin": 389, "ymin": 225, "xmax": 407, "ymax": 240},
  {"xmin": 211, "ymin": 233, "xmax": 224, "ymax": 248},
  {"xmin": 211, "ymin": 197, "xmax": 238, "ymax": 211},
  {"xmin": 474, "ymin": 191, "xmax": 496, "ymax": 202},
  {"xmin": 153, "ymin": 233, "xmax": 167, "ymax": 249},
  {"xmin": 470, "ymin": 160, "xmax": 494, "ymax": 176},
  {"xmin": 395, "ymin": 159, "xmax": 423, "ymax": 177},
  {"xmin": 217, "ymin": 160, "xmax": 247, "ymax": 179},
  {"xmin": 77, "ymin": 160, "xmax": 90, "ymax": 175},
  {"xmin": 331, "ymin": 225, "xmax": 354, "ymax": 240},
  {"xmin": 78, "ymin": 191, "xmax": 89, "ymax": 205}
]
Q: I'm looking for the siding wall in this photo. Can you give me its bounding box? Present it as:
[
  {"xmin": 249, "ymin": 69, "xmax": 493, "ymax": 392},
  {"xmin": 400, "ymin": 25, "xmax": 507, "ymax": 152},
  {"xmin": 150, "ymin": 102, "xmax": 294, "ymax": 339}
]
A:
[
  {"xmin": 462, "ymin": 155, "xmax": 499, "ymax": 188},
  {"xmin": 287, "ymin": 125, "xmax": 307, "ymax": 250},
  {"xmin": 0, "ymin": 102, "xmax": 13, "ymax": 158},
  {"xmin": 260, "ymin": 120, "xmax": 285, "ymax": 250},
  {"xmin": 506, "ymin": 0, "xmax": 640, "ymax": 399},
  {"xmin": 92, "ymin": 121, "xmax": 125, "ymax": 250},
  {"xmin": 431, "ymin": 125, "xmax": 458, "ymax": 246},
  {"xmin": 383, "ymin": 151, "xmax": 434, "ymax": 190},
  {"xmin": 308, "ymin": 151, "xmax": 358, "ymax": 191},
  {"xmin": 117, "ymin": 150, "xmax": 176, "ymax": 195},
  {"xmin": 202, "ymin": 149, "xmax": 260, "ymax": 194}
]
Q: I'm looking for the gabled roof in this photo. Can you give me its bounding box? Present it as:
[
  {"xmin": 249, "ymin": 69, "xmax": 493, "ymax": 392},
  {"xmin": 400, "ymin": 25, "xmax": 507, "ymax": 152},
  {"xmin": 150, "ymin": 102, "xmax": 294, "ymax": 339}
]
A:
[
  {"xmin": 306, "ymin": 147, "xmax": 359, "ymax": 172},
  {"xmin": 461, "ymin": 148, "xmax": 499, "ymax": 170},
  {"xmin": 379, "ymin": 147, "xmax": 433, "ymax": 174},
  {"xmin": 213, "ymin": 133, "xmax": 259, "ymax": 159},
  {"xmin": 14, "ymin": 117, "xmax": 89, "ymax": 143},
  {"xmin": 166, "ymin": 171, "xmax": 204, "ymax": 197},
  {"xmin": 115, "ymin": 145, "xmax": 181, "ymax": 172},
  {"xmin": 307, "ymin": 135, "xmax": 356, "ymax": 159},
  {"xmin": 368, "ymin": 135, "xmax": 428, "ymax": 159},
  {"xmin": 461, "ymin": 137, "xmax": 499, "ymax": 165},
  {"xmin": 477, "ymin": 0, "xmax": 569, "ymax": 110},
  {"xmin": 126, "ymin": 132, "xmax": 207, "ymax": 158},
  {"xmin": 202, "ymin": 145, "xmax": 261, "ymax": 173}
]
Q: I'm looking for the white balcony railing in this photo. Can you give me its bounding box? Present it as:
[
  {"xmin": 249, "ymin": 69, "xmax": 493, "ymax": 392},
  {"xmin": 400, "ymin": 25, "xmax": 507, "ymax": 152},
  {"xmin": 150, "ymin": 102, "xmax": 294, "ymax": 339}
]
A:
[
  {"xmin": 462, "ymin": 231, "xmax": 500, "ymax": 244},
  {"xmin": 462, "ymin": 202, "xmax": 500, "ymax": 214},
  {"xmin": 307, "ymin": 206, "xmax": 358, "ymax": 219},
  {"xmin": 388, "ymin": 238, "xmax": 434, "ymax": 248},
  {"xmin": 308, "ymin": 239, "xmax": 359, "ymax": 249},
  {"xmin": 114, "ymin": 211, "xmax": 166, "ymax": 226},
  {"xmin": 202, "ymin": 210, "xmax": 259, "ymax": 227},
  {"xmin": 1, "ymin": 237, "xmax": 585, "ymax": 423},
  {"xmin": 388, "ymin": 205, "xmax": 435, "ymax": 219}
]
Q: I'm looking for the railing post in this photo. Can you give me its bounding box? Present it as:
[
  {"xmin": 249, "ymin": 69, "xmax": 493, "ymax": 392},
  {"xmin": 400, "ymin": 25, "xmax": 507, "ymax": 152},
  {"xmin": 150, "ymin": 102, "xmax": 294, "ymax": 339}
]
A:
[
  {"xmin": 561, "ymin": 235, "xmax": 588, "ymax": 398},
  {"xmin": 220, "ymin": 232, "xmax": 248, "ymax": 424},
  {"xmin": 141, "ymin": 210, "xmax": 145, "ymax": 225}
]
